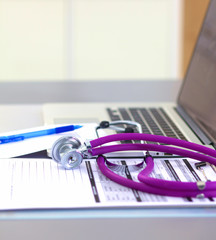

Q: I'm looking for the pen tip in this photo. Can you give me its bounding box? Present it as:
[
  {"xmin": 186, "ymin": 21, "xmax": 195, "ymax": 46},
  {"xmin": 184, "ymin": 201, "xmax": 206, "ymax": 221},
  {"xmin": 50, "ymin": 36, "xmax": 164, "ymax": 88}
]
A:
[{"xmin": 75, "ymin": 125, "xmax": 83, "ymax": 129}]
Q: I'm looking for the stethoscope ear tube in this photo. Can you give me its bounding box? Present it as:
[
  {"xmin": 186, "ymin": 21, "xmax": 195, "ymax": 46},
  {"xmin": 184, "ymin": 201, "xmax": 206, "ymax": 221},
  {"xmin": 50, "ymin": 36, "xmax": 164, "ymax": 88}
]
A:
[
  {"xmin": 90, "ymin": 143, "xmax": 216, "ymax": 165},
  {"xmin": 90, "ymin": 133, "xmax": 216, "ymax": 158}
]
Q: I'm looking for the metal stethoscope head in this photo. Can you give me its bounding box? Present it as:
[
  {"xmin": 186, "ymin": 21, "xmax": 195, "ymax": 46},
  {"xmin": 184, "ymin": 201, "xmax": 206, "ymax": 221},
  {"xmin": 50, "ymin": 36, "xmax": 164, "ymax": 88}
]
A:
[{"xmin": 51, "ymin": 120, "xmax": 142, "ymax": 169}]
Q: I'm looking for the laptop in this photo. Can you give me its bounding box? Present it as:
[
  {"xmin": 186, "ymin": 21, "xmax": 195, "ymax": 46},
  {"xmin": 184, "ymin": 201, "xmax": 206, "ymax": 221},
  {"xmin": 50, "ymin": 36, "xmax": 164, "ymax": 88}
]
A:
[{"xmin": 43, "ymin": 0, "xmax": 216, "ymax": 150}]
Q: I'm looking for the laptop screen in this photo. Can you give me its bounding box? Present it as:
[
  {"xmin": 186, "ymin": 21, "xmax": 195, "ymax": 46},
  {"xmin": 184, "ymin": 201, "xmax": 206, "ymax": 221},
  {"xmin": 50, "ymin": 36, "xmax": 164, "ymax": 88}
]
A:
[{"xmin": 178, "ymin": 0, "xmax": 216, "ymax": 145}]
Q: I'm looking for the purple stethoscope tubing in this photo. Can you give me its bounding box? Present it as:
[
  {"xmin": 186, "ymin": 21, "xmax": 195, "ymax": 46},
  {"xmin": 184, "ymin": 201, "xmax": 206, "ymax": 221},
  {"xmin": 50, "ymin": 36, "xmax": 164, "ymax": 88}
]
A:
[{"xmin": 88, "ymin": 133, "xmax": 216, "ymax": 198}]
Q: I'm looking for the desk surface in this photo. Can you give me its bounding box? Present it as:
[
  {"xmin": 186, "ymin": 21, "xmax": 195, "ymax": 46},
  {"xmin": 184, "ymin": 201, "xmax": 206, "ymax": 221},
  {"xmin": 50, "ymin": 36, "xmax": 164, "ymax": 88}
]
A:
[{"xmin": 0, "ymin": 80, "xmax": 215, "ymax": 240}]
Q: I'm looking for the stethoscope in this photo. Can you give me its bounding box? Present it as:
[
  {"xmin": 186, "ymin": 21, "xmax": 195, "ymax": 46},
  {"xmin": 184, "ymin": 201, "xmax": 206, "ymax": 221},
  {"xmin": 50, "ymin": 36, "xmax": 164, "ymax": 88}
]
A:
[{"xmin": 51, "ymin": 121, "xmax": 216, "ymax": 199}]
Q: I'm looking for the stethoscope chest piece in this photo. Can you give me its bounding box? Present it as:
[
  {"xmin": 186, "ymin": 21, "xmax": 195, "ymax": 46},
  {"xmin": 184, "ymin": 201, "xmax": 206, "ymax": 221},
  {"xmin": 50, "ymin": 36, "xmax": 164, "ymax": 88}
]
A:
[
  {"xmin": 51, "ymin": 136, "xmax": 83, "ymax": 169},
  {"xmin": 61, "ymin": 149, "xmax": 83, "ymax": 169}
]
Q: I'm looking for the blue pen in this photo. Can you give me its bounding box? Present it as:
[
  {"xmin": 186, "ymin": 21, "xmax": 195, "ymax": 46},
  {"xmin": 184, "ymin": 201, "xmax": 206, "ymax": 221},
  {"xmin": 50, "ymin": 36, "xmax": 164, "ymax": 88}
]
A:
[{"xmin": 0, "ymin": 125, "xmax": 82, "ymax": 144}]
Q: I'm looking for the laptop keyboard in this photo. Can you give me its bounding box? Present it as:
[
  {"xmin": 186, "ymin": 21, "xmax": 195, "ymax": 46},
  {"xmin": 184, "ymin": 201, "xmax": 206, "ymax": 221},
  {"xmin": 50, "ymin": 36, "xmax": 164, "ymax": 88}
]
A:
[{"xmin": 107, "ymin": 107, "xmax": 187, "ymax": 143}]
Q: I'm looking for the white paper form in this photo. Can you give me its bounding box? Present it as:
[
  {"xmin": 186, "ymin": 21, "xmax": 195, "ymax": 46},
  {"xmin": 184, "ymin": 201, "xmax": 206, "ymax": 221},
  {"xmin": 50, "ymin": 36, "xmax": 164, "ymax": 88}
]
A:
[{"xmin": 1, "ymin": 156, "xmax": 216, "ymax": 210}]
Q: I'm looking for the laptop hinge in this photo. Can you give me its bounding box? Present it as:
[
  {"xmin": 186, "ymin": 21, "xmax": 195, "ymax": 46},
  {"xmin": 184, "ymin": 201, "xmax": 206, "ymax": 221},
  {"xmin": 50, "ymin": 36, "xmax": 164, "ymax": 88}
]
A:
[{"xmin": 176, "ymin": 106, "xmax": 213, "ymax": 146}]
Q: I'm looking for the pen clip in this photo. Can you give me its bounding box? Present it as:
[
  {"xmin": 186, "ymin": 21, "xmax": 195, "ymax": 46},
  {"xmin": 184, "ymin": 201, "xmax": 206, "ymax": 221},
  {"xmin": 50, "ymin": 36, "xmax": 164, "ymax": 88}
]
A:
[{"xmin": 0, "ymin": 136, "xmax": 24, "ymax": 144}]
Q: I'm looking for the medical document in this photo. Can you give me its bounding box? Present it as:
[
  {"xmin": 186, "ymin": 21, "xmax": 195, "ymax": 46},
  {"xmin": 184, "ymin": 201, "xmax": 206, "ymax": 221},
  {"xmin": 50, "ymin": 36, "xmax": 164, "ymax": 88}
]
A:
[{"xmin": 0, "ymin": 156, "xmax": 216, "ymax": 210}]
